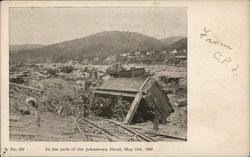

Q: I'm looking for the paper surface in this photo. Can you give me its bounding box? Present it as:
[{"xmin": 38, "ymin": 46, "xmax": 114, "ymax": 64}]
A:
[{"xmin": 1, "ymin": 0, "xmax": 249, "ymax": 156}]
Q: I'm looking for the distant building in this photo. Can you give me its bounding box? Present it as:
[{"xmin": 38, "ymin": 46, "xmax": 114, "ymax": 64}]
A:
[
  {"xmin": 73, "ymin": 61, "xmax": 79, "ymax": 65},
  {"xmin": 128, "ymin": 55, "xmax": 135, "ymax": 58},
  {"xmin": 93, "ymin": 57, "xmax": 99, "ymax": 61},
  {"xmin": 146, "ymin": 51, "xmax": 155, "ymax": 55},
  {"xmin": 170, "ymin": 50, "xmax": 177, "ymax": 54},
  {"xmin": 162, "ymin": 50, "xmax": 167, "ymax": 54},
  {"xmin": 128, "ymin": 52, "xmax": 136, "ymax": 58},
  {"xmin": 81, "ymin": 59, "xmax": 89, "ymax": 64},
  {"xmin": 121, "ymin": 53, "xmax": 129, "ymax": 57}
]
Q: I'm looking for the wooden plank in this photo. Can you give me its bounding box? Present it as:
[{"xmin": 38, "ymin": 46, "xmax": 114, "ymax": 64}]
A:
[
  {"xmin": 9, "ymin": 82, "xmax": 41, "ymax": 92},
  {"xmin": 93, "ymin": 90, "xmax": 136, "ymax": 97},
  {"xmin": 10, "ymin": 115, "xmax": 24, "ymax": 120},
  {"xmin": 127, "ymin": 125, "xmax": 186, "ymax": 141},
  {"xmin": 149, "ymin": 83, "xmax": 174, "ymax": 119},
  {"xmin": 9, "ymin": 124, "xmax": 26, "ymax": 128},
  {"xmin": 80, "ymin": 117, "xmax": 121, "ymax": 141},
  {"xmin": 123, "ymin": 93, "xmax": 143, "ymax": 124},
  {"xmin": 137, "ymin": 130, "xmax": 186, "ymax": 141},
  {"xmin": 97, "ymin": 78, "xmax": 145, "ymax": 92},
  {"xmin": 153, "ymin": 111, "xmax": 160, "ymax": 131},
  {"xmin": 123, "ymin": 77, "xmax": 151, "ymax": 124},
  {"xmin": 10, "ymin": 132, "xmax": 36, "ymax": 137},
  {"xmin": 107, "ymin": 120, "xmax": 157, "ymax": 142},
  {"xmin": 71, "ymin": 116, "xmax": 88, "ymax": 141}
]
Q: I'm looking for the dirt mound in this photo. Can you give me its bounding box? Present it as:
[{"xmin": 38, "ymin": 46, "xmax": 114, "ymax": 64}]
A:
[{"xmin": 9, "ymin": 78, "xmax": 86, "ymax": 116}]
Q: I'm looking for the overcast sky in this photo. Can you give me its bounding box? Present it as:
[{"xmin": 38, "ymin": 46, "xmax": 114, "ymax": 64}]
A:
[{"xmin": 10, "ymin": 7, "xmax": 186, "ymax": 45}]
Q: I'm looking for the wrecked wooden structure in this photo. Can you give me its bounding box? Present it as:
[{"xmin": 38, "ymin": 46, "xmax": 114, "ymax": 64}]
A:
[
  {"xmin": 107, "ymin": 64, "xmax": 147, "ymax": 78},
  {"xmin": 93, "ymin": 77, "xmax": 174, "ymax": 129},
  {"xmin": 9, "ymin": 70, "xmax": 30, "ymax": 84}
]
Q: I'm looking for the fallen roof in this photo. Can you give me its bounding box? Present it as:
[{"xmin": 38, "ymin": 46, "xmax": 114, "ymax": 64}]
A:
[{"xmin": 96, "ymin": 78, "xmax": 146, "ymax": 92}]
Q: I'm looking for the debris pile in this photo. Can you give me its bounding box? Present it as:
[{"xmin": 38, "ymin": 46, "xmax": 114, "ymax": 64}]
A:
[
  {"xmin": 91, "ymin": 96, "xmax": 154, "ymax": 122},
  {"xmin": 9, "ymin": 83, "xmax": 42, "ymax": 115},
  {"xmin": 37, "ymin": 78, "xmax": 87, "ymax": 116},
  {"xmin": 9, "ymin": 64, "xmax": 31, "ymax": 84},
  {"xmin": 9, "ymin": 77, "xmax": 87, "ymax": 118},
  {"xmin": 166, "ymin": 107, "xmax": 187, "ymax": 128},
  {"xmin": 9, "ymin": 63, "xmax": 187, "ymax": 141}
]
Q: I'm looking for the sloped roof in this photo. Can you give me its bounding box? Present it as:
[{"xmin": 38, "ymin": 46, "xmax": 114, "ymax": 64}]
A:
[{"xmin": 96, "ymin": 78, "xmax": 146, "ymax": 92}]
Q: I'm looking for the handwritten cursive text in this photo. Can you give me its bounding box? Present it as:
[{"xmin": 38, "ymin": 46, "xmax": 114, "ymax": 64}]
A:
[{"xmin": 200, "ymin": 27, "xmax": 232, "ymax": 50}]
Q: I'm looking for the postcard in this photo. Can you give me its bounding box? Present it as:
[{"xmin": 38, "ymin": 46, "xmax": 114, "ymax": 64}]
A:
[{"xmin": 1, "ymin": 0, "xmax": 249, "ymax": 156}]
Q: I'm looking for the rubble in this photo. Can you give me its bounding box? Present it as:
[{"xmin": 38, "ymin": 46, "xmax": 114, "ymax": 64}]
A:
[
  {"xmin": 9, "ymin": 63, "xmax": 187, "ymax": 141},
  {"xmin": 107, "ymin": 64, "xmax": 149, "ymax": 78}
]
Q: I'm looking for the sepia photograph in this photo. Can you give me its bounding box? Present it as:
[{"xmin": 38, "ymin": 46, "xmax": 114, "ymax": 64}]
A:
[{"xmin": 9, "ymin": 7, "xmax": 187, "ymax": 142}]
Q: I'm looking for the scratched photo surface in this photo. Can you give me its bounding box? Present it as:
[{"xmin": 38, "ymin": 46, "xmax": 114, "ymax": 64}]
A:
[{"xmin": 9, "ymin": 7, "xmax": 187, "ymax": 142}]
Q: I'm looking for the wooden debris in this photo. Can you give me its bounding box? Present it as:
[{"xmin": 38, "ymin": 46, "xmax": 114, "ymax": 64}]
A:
[
  {"xmin": 79, "ymin": 117, "xmax": 122, "ymax": 141},
  {"xmin": 141, "ymin": 130, "xmax": 186, "ymax": 141},
  {"xmin": 153, "ymin": 111, "xmax": 160, "ymax": 131},
  {"xmin": 147, "ymin": 81, "xmax": 174, "ymax": 119},
  {"xmin": 71, "ymin": 116, "xmax": 88, "ymax": 141},
  {"xmin": 10, "ymin": 132, "xmax": 36, "ymax": 137},
  {"xmin": 9, "ymin": 124, "xmax": 26, "ymax": 128},
  {"xmin": 107, "ymin": 119, "xmax": 157, "ymax": 142},
  {"xmin": 84, "ymin": 133, "xmax": 110, "ymax": 139},
  {"xmin": 43, "ymin": 103, "xmax": 57, "ymax": 113},
  {"xmin": 10, "ymin": 82, "xmax": 41, "ymax": 92},
  {"xmin": 123, "ymin": 77, "xmax": 151, "ymax": 124}
]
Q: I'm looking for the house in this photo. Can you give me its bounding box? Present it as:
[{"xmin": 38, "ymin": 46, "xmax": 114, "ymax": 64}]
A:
[
  {"xmin": 170, "ymin": 50, "xmax": 177, "ymax": 54},
  {"xmin": 162, "ymin": 50, "xmax": 167, "ymax": 54},
  {"xmin": 146, "ymin": 51, "xmax": 155, "ymax": 55},
  {"xmin": 81, "ymin": 59, "xmax": 89, "ymax": 64},
  {"xmin": 121, "ymin": 53, "xmax": 128, "ymax": 57},
  {"xmin": 134, "ymin": 51, "xmax": 141, "ymax": 57},
  {"xmin": 93, "ymin": 57, "xmax": 100, "ymax": 61}
]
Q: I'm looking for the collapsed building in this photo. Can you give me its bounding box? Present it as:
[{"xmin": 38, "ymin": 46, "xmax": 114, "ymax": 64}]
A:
[{"xmin": 92, "ymin": 64, "xmax": 175, "ymax": 130}]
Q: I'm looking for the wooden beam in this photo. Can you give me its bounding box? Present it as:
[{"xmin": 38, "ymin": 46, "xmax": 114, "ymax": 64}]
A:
[
  {"xmin": 10, "ymin": 132, "xmax": 36, "ymax": 137},
  {"xmin": 153, "ymin": 111, "xmax": 160, "ymax": 131},
  {"xmin": 107, "ymin": 120, "xmax": 157, "ymax": 142},
  {"xmin": 93, "ymin": 90, "xmax": 136, "ymax": 97},
  {"xmin": 71, "ymin": 116, "xmax": 88, "ymax": 141},
  {"xmin": 141, "ymin": 130, "xmax": 187, "ymax": 141},
  {"xmin": 80, "ymin": 117, "xmax": 121, "ymax": 141},
  {"xmin": 9, "ymin": 82, "xmax": 41, "ymax": 92},
  {"xmin": 123, "ymin": 77, "xmax": 151, "ymax": 125},
  {"xmin": 123, "ymin": 92, "xmax": 143, "ymax": 124}
]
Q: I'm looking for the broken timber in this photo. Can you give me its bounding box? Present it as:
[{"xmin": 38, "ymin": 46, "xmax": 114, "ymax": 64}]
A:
[
  {"xmin": 123, "ymin": 77, "xmax": 174, "ymax": 125},
  {"xmin": 71, "ymin": 116, "xmax": 88, "ymax": 141},
  {"xmin": 153, "ymin": 111, "xmax": 160, "ymax": 131},
  {"xmin": 79, "ymin": 117, "xmax": 122, "ymax": 141},
  {"xmin": 10, "ymin": 82, "xmax": 41, "ymax": 92},
  {"xmin": 123, "ymin": 77, "xmax": 150, "ymax": 124},
  {"xmin": 107, "ymin": 120, "xmax": 156, "ymax": 142}
]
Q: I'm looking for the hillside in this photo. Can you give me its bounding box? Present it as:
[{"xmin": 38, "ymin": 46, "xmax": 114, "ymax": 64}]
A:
[
  {"xmin": 165, "ymin": 38, "xmax": 187, "ymax": 50},
  {"xmin": 10, "ymin": 44, "xmax": 44, "ymax": 51},
  {"xmin": 10, "ymin": 31, "xmax": 165, "ymax": 63},
  {"xmin": 10, "ymin": 31, "xmax": 187, "ymax": 63},
  {"xmin": 161, "ymin": 36, "xmax": 184, "ymax": 46}
]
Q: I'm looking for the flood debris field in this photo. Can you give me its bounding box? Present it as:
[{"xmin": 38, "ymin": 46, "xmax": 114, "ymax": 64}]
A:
[{"xmin": 9, "ymin": 63, "xmax": 187, "ymax": 142}]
